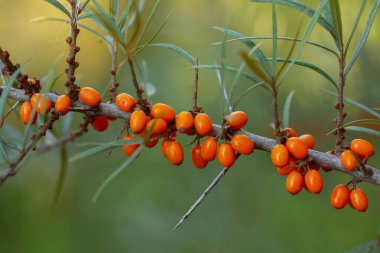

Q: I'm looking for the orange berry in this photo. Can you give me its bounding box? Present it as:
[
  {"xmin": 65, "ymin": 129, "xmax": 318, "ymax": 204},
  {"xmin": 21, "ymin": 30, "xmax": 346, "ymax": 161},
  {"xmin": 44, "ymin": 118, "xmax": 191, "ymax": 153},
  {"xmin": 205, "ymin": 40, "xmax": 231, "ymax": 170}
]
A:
[
  {"xmin": 277, "ymin": 157, "xmax": 296, "ymax": 176},
  {"xmin": 217, "ymin": 143, "xmax": 236, "ymax": 167},
  {"xmin": 271, "ymin": 144, "xmax": 289, "ymax": 167},
  {"xmin": 201, "ymin": 137, "xmax": 218, "ymax": 161},
  {"xmin": 165, "ymin": 140, "xmax": 184, "ymax": 165},
  {"xmin": 350, "ymin": 188, "xmax": 368, "ymax": 212},
  {"xmin": 91, "ymin": 116, "xmax": 108, "ymax": 132},
  {"xmin": 194, "ymin": 113, "xmax": 213, "ymax": 136},
  {"xmin": 146, "ymin": 118, "xmax": 167, "ymax": 135},
  {"xmin": 30, "ymin": 93, "xmax": 51, "ymax": 114},
  {"xmin": 20, "ymin": 101, "xmax": 37, "ymax": 125},
  {"xmin": 230, "ymin": 134, "xmax": 254, "ymax": 155},
  {"xmin": 286, "ymin": 137, "xmax": 308, "ymax": 160},
  {"xmin": 340, "ymin": 150, "xmax": 359, "ymax": 171},
  {"xmin": 54, "ymin": 95, "xmax": 71, "ymax": 115},
  {"xmin": 115, "ymin": 93, "xmax": 136, "ymax": 112},
  {"xmin": 282, "ymin": 128, "xmax": 297, "ymax": 138},
  {"xmin": 191, "ymin": 145, "xmax": 208, "ymax": 169},
  {"xmin": 176, "ymin": 111, "xmax": 194, "ymax": 133},
  {"xmin": 286, "ymin": 170, "xmax": 304, "ymax": 195},
  {"xmin": 161, "ymin": 139, "xmax": 170, "ymax": 157},
  {"xmin": 150, "ymin": 103, "xmax": 175, "ymax": 123},
  {"xmin": 350, "ymin": 139, "xmax": 375, "ymax": 158},
  {"xmin": 299, "ymin": 134, "xmax": 315, "ymax": 149},
  {"xmin": 304, "ymin": 170, "xmax": 323, "ymax": 194},
  {"xmin": 226, "ymin": 111, "xmax": 248, "ymax": 130},
  {"xmin": 122, "ymin": 135, "xmax": 140, "ymax": 156},
  {"xmin": 330, "ymin": 184, "xmax": 350, "ymax": 209},
  {"xmin": 79, "ymin": 87, "xmax": 101, "ymax": 107},
  {"xmin": 130, "ymin": 110, "xmax": 147, "ymax": 133}
]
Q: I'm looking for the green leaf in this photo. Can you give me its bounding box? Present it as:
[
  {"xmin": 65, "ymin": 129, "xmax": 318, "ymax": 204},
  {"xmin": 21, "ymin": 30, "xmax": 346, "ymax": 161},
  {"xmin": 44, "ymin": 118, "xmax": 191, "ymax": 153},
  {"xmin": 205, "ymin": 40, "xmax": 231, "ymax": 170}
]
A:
[
  {"xmin": 321, "ymin": 0, "xmax": 333, "ymax": 24},
  {"xmin": 70, "ymin": 138, "xmax": 142, "ymax": 162},
  {"xmin": 81, "ymin": 0, "xmax": 92, "ymax": 10},
  {"xmin": 320, "ymin": 88, "xmax": 380, "ymax": 118},
  {"xmin": 0, "ymin": 143, "xmax": 8, "ymax": 161},
  {"xmin": 240, "ymin": 51, "xmax": 272, "ymax": 86},
  {"xmin": 134, "ymin": 0, "xmax": 160, "ymax": 47},
  {"xmin": 92, "ymin": 145, "xmax": 143, "ymax": 202},
  {"xmin": 148, "ymin": 43, "xmax": 195, "ymax": 65},
  {"xmin": 282, "ymin": 90, "xmax": 295, "ymax": 128},
  {"xmin": 44, "ymin": 0, "xmax": 71, "ymax": 18},
  {"xmin": 345, "ymin": 126, "xmax": 380, "ymax": 138},
  {"xmin": 42, "ymin": 54, "xmax": 64, "ymax": 93},
  {"xmin": 344, "ymin": 0, "xmax": 367, "ymax": 55},
  {"xmin": 328, "ymin": 0, "xmax": 343, "ymax": 48},
  {"xmin": 0, "ymin": 136, "xmax": 20, "ymax": 151},
  {"xmin": 344, "ymin": 0, "xmax": 380, "ymax": 76},
  {"xmin": 214, "ymin": 26, "xmax": 272, "ymax": 73},
  {"xmin": 49, "ymin": 145, "xmax": 68, "ymax": 214},
  {"xmin": 272, "ymin": 2, "xmax": 278, "ymax": 75},
  {"xmin": 195, "ymin": 64, "xmax": 261, "ymax": 83},
  {"xmin": 327, "ymin": 119, "xmax": 380, "ymax": 135},
  {"xmin": 0, "ymin": 68, "xmax": 22, "ymax": 123}
]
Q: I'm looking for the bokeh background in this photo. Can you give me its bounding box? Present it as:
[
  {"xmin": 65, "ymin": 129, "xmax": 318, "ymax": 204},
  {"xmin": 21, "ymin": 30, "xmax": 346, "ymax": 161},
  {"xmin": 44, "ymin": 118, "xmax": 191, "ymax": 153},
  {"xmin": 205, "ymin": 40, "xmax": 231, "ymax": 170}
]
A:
[{"xmin": 0, "ymin": 0, "xmax": 380, "ymax": 252}]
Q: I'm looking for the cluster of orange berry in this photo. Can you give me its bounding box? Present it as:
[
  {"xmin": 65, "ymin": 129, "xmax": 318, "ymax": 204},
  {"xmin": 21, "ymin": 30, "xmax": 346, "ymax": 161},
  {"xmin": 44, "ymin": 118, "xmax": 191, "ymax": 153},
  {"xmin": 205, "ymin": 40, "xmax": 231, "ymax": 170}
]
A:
[{"xmin": 330, "ymin": 184, "xmax": 368, "ymax": 212}]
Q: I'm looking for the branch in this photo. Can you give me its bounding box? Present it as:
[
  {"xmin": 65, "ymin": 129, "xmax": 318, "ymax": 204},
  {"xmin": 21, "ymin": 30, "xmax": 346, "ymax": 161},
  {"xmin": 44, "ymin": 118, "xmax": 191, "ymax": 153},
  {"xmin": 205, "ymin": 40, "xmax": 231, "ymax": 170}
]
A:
[{"xmin": 109, "ymin": 42, "xmax": 119, "ymax": 102}]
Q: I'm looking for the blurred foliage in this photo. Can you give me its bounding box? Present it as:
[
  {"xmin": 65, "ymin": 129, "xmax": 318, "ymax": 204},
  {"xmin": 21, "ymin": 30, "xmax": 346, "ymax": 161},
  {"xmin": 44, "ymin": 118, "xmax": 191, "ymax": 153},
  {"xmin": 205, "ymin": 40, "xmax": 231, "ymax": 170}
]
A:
[{"xmin": 0, "ymin": 0, "xmax": 380, "ymax": 252}]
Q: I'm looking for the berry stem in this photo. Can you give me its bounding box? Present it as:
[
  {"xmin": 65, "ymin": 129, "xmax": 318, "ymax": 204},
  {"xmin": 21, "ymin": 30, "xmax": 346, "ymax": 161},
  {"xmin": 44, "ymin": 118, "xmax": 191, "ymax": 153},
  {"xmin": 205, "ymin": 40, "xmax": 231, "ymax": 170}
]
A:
[{"xmin": 271, "ymin": 82, "xmax": 282, "ymax": 143}]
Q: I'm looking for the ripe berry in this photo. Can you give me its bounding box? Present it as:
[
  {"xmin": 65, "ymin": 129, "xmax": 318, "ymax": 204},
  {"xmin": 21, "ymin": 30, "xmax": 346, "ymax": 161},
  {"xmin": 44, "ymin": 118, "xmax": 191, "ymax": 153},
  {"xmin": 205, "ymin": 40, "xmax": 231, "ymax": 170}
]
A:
[
  {"xmin": 350, "ymin": 188, "xmax": 368, "ymax": 212},
  {"xmin": 217, "ymin": 143, "xmax": 236, "ymax": 167},
  {"xmin": 54, "ymin": 95, "xmax": 71, "ymax": 115},
  {"xmin": 150, "ymin": 103, "xmax": 175, "ymax": 123},
  {"xmin": 282, "ymin": 128, "xmax": 297, "ymax": 138},
  {"xmin": 191, "ymin": 145, "xmax": 208, "ymax": 169},
  {"xmin": 165, "ymin": 140, "xmax": 184, "ymax": 165},
  {"xmin": 340, "ymin": 150, "xmax": 359, "ymax": 171},
  {"xmin": 161, "ymin": 139, "xmax": 170, "ymax": 157},
  {"xmin": 330, "ymin": 184, "xmax": 350, "ymax": 209},
  {"xmin": 299, "ymin": 134, "xmax": 315, "ymax": 149},
  {"xmin": 30, "ymin": 93, "xmax": 51, "ymax": 114},
  {"xmin": 176, "ymin": 111, "xmax": 194, "ymax": 133},
  {"xmin": 91, "ymin": 116, "xmax": 108, "ymax": 132},
  {"xmin": 304, "ymin": 170, "xmax": 323, "ymax": 194},
  {"xmin": 230, "ymin": 134, "xmax": 254, "ymax": 155},
  {"xmin": 201, "ymin": 137, "xmax": 218, "ymax": 161},
  {"xmin": 271, "ymin": 144, "xmax": 289, "ymax": 167},
  {"xmin": 286, "ymin": 137, "xmax": 308, "ymax": 160},
  {"xmin": 79, "ymin": 87, "xmax": 101, "ymax": 107},
  {"xmin": 130, "ymin": 110, "xmax": 147, "ymax": 133},
  {"xmin": 350, "ymin": 139, "xmax": 375, "ymax": 158},
  {"xmin": 194, "ymin": 113, "xmax": 213, "ymax": 136},
  {"xmin": 286, "ymin": 170, "xmax": 304, "ymax": 195},
  {"xmin": 226, "ymin": 111, "xmax": 248, "ymax": 130},
  {"xmin": 122, "ymin": 135, "xmax": 140, "ymax": 156},
  {"xmin": 20, "ymin": 101, "xmax": 37, "ymax": 125},
  {"xmin": 277, "ymin": 157, "xmax": 296, "ymax": 175},
  {"xmin": 115, "ymin": 93, "xmax": 136, "ymax": 112},
  {"xmin": 146, "ymin": 118, "xmax": 167, "ymax": 135}
]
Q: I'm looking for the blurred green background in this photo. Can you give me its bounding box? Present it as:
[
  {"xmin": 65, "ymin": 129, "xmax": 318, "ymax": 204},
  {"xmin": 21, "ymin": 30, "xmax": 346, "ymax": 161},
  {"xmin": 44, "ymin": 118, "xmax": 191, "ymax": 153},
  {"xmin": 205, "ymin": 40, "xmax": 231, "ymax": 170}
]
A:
[{"xmin": 0, "ymin": 0, "xmax": 380, "ymax": 252}]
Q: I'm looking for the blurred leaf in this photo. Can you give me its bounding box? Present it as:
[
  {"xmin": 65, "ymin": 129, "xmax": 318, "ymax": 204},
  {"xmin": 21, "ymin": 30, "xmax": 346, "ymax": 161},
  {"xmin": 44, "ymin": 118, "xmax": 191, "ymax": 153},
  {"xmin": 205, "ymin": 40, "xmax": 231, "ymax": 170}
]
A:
[
  {"xmin": 345, "ymin": 126, "xmax": 380, "ymax": 138},
  {"xmin": 81, "ymin": 0, "xmax": 92, "ymax": 10},
  {"xmin": 0, "ymin": 143, "xmax": 8, "ymax": 161},
  {"xmin": 42, "ymin": 54, "xmax": 64, "ymax": 92},
  {"xmin": 345, "ymin": 0, "xmax": 380, "ymax": 76},
  {"xmin": 70, "ymin": 138, "xmax": 142, "ymax": 162},
  {"xmin": 232, "ymin": 81, "xmax": 265, "ymax": 108},
  {"xmin": 145, "ymin": 83, "xmax": 156, "ymax": 97},
  {"xmin": 282, "ymin": 90, "xmax": 295, "ymax": 128},
  {"xmin": 195, "ymin": 65, "xmax": 261, "ymax": 84},
  {"xmin": 272, "ymin": 2, "xmax": 278, "ymax": 75},
  {"xmin": 92, "ymin": 145, "xmax": 143, "ymax": 202},
  {"xmin": 346, "ymin": 240, "xmax": 377, "ymax": 253},
  {"xmin": 62, "ymin": 112, "xmax": 73, "ymax": 135},
  {"xmin": 240, "ymin": 51, "xmax": 272, "ymax": 86},
  {"xmin": 49, "ymin": 144, "xmax": 68, "ymax": 214},
  {"xmin": 135, "ymin": 0, "xmax": 161, "ymax": 47},
  {"xmin": 148, "ymin": 43, "xmax": 195, "ymax": 65},
  {"xmin": 321, "ymin": 0, "xmax": 333, "ymax": 24},
  {"xmin": 320, "ymin": 89, "xmax": 380, "ymax": 118},
  {"xmin": 0, "ymin": 68, "xmax": 22, "ymax": 123},
  {"xmin": 50, "ymin": 71, "xmax": 65, "ymax": 90},
  {"xmin": 344, "ymin": 0, "xmax": 367, "ymax": 55},
  {"xmin": 327, "ymin": 119, "xmax": 380, "ymax": 135},
  {"xmin": 215, "ymin": 68, "xmax": 232, "ymax": 113},
  {"xmin": 78, "ymin": 12, "xmax": 96, "ymax": 20},
  {"xmin": 0, "ymin": 136, "xmax": 20, "ymax": 151},
  {"xmin": 328, "ymin": 0, "xmax": 343, "ymax": 47},
  {"xmin": 44, "ymin": 0, "xmax": 71, "ymax": 18}
]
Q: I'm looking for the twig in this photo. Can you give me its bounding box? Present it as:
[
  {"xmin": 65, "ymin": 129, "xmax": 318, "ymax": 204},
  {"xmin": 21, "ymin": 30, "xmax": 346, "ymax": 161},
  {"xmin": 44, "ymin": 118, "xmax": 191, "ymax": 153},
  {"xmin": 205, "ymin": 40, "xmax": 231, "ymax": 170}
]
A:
[
  {"xmin": 109, "ymin": 42, "xmax": 119, "ymax": 102},
  {"xmin": 192, "ymin": 59, "xmax": 200, "ymax": 112},
  {"xmin": 334, "ymin": 49, "xmax": 346, "ymax": 154},
  {"xmin": 126, "ymin": 51, "xmax": 143, "ymax": 101}
]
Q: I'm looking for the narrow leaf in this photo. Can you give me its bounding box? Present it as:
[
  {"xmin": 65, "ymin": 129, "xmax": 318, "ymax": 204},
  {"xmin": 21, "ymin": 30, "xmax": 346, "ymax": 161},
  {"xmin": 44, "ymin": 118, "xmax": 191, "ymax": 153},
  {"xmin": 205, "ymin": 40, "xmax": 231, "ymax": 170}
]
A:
[
  {"xmin": 344, "ymin": 0, "xmax": 367, "ymax": 55},
  {"xmin": 272, "ymin": 2, "xmax": 278, "ymax": 75},
  {"xmin": 282, "ymin": 90, "xmax": 295, "ymax": 128},
  {"xmin": 0, "ymin": 136, "xmax": 20, "ymax": 151},
  {"xmin": 148, "ymin": 43, "xmax": 195, "ymax": 65},
  {"xmin": 44, "ymin": 0, "xmax": 71, "ymax": 18},
  {"xmin": 240, "ymin": 51, "xmax": 272, "ymax": 86},
  {"xmin": 327, "ymin": 119, "xmax": 380, "ymax": 135},
  {"xmin": 0, "ymin": 68, "xmax": 22, "ymax": 122},
  {"xmin": 329, "ymin": 0, "xmax": 343, "ymax": 47},
  {"xmin": 195, "ymin": 65, "xmax": 261, "ymax": 83},
  {"xmin": 345, "ymin": 126, "xmax": 380, "ymax": 138},
  {"xmin": 49, "ymin": 144, "xmax": 68, "ymax": 214},
  {"xmin": 232, "ymin": 82, "xmax": 265, "ymax": 108}
]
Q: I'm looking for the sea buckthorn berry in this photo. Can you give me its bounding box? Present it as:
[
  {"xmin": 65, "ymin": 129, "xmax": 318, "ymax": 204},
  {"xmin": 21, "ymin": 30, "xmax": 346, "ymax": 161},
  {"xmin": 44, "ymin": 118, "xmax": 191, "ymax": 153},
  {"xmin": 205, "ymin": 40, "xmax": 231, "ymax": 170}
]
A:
[
  {"xmin": 299, "ymin": 134, "xmax": 315, "ymax": 149},
  {"xmin": 340, "ymin": 150, "xmax": 359, "ymax": 171},
  {"xmin": 146, "ymin": 118, "xmax": 167, "ymax": 135},
  {"xmin": 350, "ymin": 139, "xmax": 375, "ymax": 158},
  {"xmin": 330, "ymin": 184, "xmax": 350, "ymax": 209},
  {"xmin": 277, "ymin": 157, "xmax": 296, "ymax": 176},
  {"xmin": 226, "ymin": 111, "xmax": 248, "ymax": 130},
  {"xmin": 20, "ymin": 101, "xmax": 37, "ymax": 125},
  {"xmin": 194, "ymin": 113, "xmax": 213, "ymax": 136},
  {"xmin": 30, "ymin": 93, "xmax": 51, "ymax": 114},
  {"xmin": 304, "ymin": 170, "xmax": 323, "ymax": 194},
  {"xmin": 91, "ymin": 116, "xmax": 108, "ymax": 132},
  {"xmin": 271, "ymin": 144, "xmax": 289, "ymax": 167},
  {"xmin": 286, "ymin": 170, "xmax": 304, "ymax": 195},
  {"xmin": 230, "ymin": 134, "xmax": 254, "ymax": 155},
  {"xmin": 122, "ymin": 135, "xmax": 140, "ymax": 157},
  {"xmin": 218, "ymin": 143, "xmax": 236, "ymax": 167},
  {"xmin": 150, "ymin": 103, "xmax": 175, "ymax": 123},
  {"xmin": 79, "ymin": 87, "xmax": 101, "ymax": 107},
  {"xmin": 161, "ymin": 139, "xmax": 170, "ymax": 157},
  {"xmin": 115, "ymin": 93, "xmax": 136, "ymax": 112},
  {"xmin": 201, "ymin": 137, "xmax": 218, "ymax": 161},
  {"xmin": 145, "ymin": 137, "xmax": 159, "ymax": 148},
  {"xmin": 176, "ymin": 111, "xmax": 194, "ymax": 133},
  {"xmin": 54, "ymin": 95, "xmax": 71, "ymax": 115},
  {"xmin": 130, "ymin": 110, "xmax": 147, "ymax": 133},
  {"xmin": 282, "ymin": 128, "xmax": 297, "ymax": 138},
  {"xmin": 165, "ymin": 140, "xmax": 184, "ymax": 165},
  {"xmin": 286, "ymin": 137, "xmax": 308, "ymax": 160},
  {"xmin": 350, "ymin": 188, "xmax": 368, "ymax": 212},
  {"xmin": 191, "ymin": 145, "xmax": 208, "ymax": 169}
]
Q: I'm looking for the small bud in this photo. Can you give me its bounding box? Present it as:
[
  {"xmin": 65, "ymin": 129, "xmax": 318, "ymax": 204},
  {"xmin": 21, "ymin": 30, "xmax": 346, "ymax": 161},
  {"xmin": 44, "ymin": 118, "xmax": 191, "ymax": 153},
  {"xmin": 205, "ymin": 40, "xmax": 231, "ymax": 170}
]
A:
[
  {"xmin": 74, "ymin": 62, "xmax": 79, "ymax": 68},
  {"xmin": 74, "ymin": 46, "xmax": 80, "ymax": 53},
  {"xmin": 66, "ymin": 36, "xmax": 72, "ymax": 44}
]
